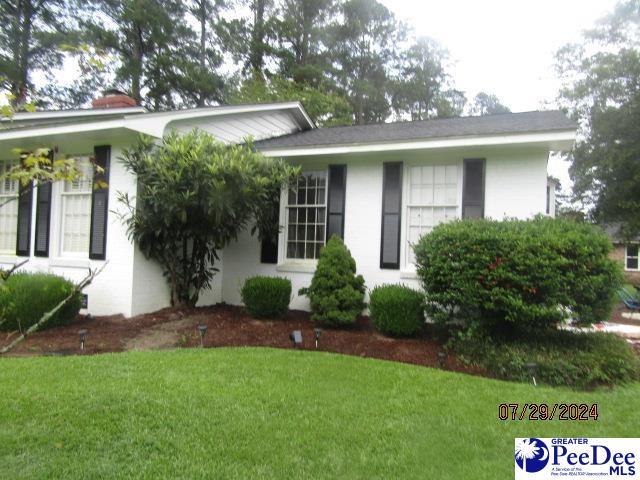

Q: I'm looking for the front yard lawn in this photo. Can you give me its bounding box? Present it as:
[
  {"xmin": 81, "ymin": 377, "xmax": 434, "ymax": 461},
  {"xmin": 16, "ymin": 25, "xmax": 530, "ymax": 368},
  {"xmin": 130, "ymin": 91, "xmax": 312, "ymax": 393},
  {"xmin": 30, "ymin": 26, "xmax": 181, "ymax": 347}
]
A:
[{"xmin": 1, "ymin": 348, "xmax": 639, "ymax": 479}]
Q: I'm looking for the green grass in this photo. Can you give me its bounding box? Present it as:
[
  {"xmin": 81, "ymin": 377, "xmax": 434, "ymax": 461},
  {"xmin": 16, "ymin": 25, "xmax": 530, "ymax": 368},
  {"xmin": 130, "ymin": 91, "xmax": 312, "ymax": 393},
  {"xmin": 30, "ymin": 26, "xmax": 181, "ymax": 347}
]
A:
[{"xmin": 1, "ymin": 348, "xmax": 639, "ymax": 479}]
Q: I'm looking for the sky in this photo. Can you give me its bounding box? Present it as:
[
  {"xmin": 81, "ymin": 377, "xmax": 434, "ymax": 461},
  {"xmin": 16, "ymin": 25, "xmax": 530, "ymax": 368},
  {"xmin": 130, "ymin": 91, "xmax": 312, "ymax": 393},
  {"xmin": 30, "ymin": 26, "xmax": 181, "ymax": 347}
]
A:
[{"xmin": 378, "ymin": 0, "xmax": 618, "ymax": 189}]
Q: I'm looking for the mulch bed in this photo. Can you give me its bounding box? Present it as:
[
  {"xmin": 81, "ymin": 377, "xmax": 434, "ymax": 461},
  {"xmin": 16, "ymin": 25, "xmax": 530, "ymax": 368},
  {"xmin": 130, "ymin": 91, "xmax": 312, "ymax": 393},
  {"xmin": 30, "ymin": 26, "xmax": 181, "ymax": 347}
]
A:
[{"xmin": 3, "ymin": 304, "xmax": 484, "ymax": 376}]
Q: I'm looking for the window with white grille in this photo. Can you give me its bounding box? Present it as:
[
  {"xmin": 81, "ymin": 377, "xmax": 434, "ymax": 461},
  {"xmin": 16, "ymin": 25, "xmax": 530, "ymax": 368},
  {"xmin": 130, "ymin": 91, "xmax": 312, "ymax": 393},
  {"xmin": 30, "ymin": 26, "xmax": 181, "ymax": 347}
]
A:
[
  {"xmin": 406, "ymin": 164, "xmax": 458, "ymax": 265},
  {"xmin": 285, "ymin": 171, "xmax": 327, "ymax": 260},
  {"xmin": 0, "ymin": 162, "xmax": 19, "ymax": 254},
  {"xmin": 60, "ymin": 158, "xmax": 93, "ymax": 256}
]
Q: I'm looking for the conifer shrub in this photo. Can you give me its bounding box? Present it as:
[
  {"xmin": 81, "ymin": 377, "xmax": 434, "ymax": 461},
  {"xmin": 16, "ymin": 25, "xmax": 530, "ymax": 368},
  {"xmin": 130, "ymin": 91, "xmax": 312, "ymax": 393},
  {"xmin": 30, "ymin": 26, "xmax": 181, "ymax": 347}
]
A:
[{"xmin": 299, "ymin": 235, "xmax": 366, "ymax": 327}]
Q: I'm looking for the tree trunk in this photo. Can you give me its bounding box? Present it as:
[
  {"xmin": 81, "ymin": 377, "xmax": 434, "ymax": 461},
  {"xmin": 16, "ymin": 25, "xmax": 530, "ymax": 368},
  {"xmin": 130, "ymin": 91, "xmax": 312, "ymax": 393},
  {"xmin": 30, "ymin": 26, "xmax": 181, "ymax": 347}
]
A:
[
  {"xmin": 11, "ymin": 0, "xmax": 33, "ymax": 106},
  {"xmin": 197, "ymin": 0, "xmax": 207, "ymax": 107}
]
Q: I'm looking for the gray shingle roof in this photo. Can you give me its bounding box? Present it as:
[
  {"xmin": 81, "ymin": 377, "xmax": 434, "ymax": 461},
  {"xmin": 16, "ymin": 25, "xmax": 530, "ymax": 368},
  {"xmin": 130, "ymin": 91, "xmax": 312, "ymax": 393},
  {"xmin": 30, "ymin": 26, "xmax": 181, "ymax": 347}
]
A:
[{"xmin": 255, "ymin": 110, "xmax": 576, "ymax": 150}]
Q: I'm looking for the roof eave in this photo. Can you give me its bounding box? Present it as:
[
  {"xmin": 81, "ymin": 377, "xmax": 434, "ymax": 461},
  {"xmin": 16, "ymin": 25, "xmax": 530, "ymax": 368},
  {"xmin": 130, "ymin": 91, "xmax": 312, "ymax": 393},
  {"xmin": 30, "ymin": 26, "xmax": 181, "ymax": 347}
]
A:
[{"xmin": 258, "ymin": 129, "xmax": 577, "ymax": 157}]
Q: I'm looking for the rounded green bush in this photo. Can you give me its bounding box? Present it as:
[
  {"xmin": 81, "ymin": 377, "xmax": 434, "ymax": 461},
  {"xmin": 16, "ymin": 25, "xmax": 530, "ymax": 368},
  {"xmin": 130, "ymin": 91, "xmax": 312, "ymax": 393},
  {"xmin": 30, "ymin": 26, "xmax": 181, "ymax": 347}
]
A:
[
  {"xmin": 0, "ymin": 273, "xmax": 82, "ymax": 331},
  {"xmin": 241, "ymin": 276, "xmax": 291, "ymax": 319},
  {"xmin": 298, "ymin": 235, "xmax": 366, "ymax": 327},
  {"xmin": 413, "ymin": 217, "xmax": 623, "ymax": 333},
  {"xmin": 369, "ymin": 284, "xmax": 424, "ymax": 336}
]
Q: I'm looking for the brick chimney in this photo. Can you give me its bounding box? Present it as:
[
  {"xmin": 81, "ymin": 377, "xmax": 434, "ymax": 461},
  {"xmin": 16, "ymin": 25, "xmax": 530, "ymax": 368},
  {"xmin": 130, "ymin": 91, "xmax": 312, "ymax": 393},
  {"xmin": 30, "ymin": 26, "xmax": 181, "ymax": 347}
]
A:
[{"xmin": 92, "ymin": 89, "xmax": 138, "ymax": 109}]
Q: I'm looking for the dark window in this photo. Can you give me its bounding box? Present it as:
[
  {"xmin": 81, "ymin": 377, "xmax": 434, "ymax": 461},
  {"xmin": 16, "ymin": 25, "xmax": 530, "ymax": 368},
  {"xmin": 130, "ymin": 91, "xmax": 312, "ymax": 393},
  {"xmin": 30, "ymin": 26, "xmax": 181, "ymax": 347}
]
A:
[
  {"xmin": 627, "ymin": 245, "xmax": 639, "ymax": 270},
  {"xmin": 380, "ymin": 162, "xmax": 402, "ymax": 269},
  {"xmin": 546, "ymin": 185, "xmax": 551, "ymax": 215},
  {"xmin": 462, "ymin": 159, "xmax": 485, "ymax": 219}
]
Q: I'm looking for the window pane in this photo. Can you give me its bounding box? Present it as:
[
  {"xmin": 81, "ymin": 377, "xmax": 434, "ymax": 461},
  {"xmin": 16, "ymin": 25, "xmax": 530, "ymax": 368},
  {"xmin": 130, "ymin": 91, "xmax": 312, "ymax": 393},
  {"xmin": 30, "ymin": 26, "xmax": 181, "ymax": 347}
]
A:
[
  {"xmin": 627, "ymin": 257, "xmax": 639, "ymax": 270},
  {"xmin": 627, "ymin": 245, "xmax": 639, "ymax": 257},
  {"xmin": 463, "ymin": 160, "xmax": 484, "ymax": 208},
  {"xmin": 285, "ymin": 171, "xmax": 327, "ymax": 260},
  {"xmin": 62, "ymin": 194, "xmax": 91, "ymax": 254}
]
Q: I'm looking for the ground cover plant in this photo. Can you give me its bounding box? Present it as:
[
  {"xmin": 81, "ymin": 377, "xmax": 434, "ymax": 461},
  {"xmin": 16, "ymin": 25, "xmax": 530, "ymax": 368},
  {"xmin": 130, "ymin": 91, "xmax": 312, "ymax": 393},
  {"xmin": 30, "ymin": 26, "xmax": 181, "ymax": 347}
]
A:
[
  {"xmin": 299, "ymin": 235, "xmax": 366, "ymax": 327},
  {"xmin": 0, "ymin": 272, "xmax": 81, "ymax": 332},
  {"xmin": 369, "ymin": 284, "xmax": 424, "ymax": 336},
  {"xmin": 451, "ymin": 329, "xmax": 640, "ymax": 389},
  {"xmin": 0, "ymin": 348, "xmax": 639, "ymax": 479},
  {"xmin": 241, "ymin": 276, "xmax": 291, "ymax": 319}
]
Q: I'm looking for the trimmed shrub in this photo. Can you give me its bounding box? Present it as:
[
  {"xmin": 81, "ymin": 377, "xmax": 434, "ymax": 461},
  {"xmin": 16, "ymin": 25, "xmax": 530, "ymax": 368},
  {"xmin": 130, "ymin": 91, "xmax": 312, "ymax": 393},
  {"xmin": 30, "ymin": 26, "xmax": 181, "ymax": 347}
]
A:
[
  {"xmin": 451, "ymin": 330, "xmax": 640, "ymax": 389},
  {"xmin": 299, "ymin": 235, "xmax": 366, "ymax": 327},
  {"xmin": 241, "ymin": 276, "xmax": 291, "ymax": 319},
  {"xmin": 413, "ymin": 217, "xmax": 623, "ymax": 333},
  {"xmin": 369, "ymin": 284, "xmax": 424, "ymax": 336},
  {"xmin": 0, "ymin": 273, "xmax": 82, "ymax": 331}
]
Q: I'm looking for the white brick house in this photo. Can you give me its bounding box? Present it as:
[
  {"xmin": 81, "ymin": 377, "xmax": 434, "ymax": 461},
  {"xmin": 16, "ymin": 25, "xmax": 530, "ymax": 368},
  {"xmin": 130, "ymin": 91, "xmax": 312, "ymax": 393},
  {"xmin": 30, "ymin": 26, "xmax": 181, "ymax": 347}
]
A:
[{"xmin": 0, "ymin": 94, "xmax": 576, "ymax": 317}]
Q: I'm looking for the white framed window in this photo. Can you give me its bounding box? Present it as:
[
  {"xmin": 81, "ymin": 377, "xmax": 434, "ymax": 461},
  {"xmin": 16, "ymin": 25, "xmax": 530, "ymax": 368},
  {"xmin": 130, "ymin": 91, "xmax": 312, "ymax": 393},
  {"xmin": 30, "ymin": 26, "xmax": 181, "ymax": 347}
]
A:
[
  {"xmin": 285, "ymin": 171, "xmax": 327, "ymax": 260},
  {"xmin": 0, "ymin": 162, "xmax": 19, "ymax": 254},
  {"xmin": 60, "ymin": 157, "xmax": 93, "ymax": 256},
  {"xmin": 626, "ymin": 244, "xmax": 639, "ymax": 271},
  {"xmin": 406, "ymin": 164, "xmax": 458, "ymax": 265}
]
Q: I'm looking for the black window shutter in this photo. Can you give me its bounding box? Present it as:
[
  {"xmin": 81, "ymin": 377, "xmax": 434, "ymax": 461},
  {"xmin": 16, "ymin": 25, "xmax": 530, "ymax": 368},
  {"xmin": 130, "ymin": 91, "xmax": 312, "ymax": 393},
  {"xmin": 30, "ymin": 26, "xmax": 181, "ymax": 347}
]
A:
[
  {"xmin": 462, "ymin": 159, "xmax": 485, "ymax": 219},
  {"xmin": 380, "ymin": 162, "xmax": 402, "ymax": 269},
  {"xmin": 16, "ymin": 182, "xmax": 33, "ymax": 256},
  {"xmin": 326, "ymin": 165, "xmax": 346, "ymax": 240},
  {"xmin": 89, "ymin": 145, "xmax": 111, "ymax": 260},
  {"xmin": 34, "ymin": 181, "xmax": 52, "ymax": 257},
  {"xmin": 260, "ymin": 193, "xmax": 280, "ymax": 264}
]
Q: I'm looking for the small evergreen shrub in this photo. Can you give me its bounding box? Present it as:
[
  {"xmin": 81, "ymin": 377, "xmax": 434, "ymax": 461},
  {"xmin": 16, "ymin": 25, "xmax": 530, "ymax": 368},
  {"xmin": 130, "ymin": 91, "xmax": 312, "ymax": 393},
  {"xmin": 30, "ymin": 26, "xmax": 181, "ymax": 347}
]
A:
[
  {"xmin": 299, "ymin": 235, "xmax": 366, "ymax": 327},
  {"xmin": 369, "ymin": 284, "xmax": 424, "ymax": 336},
  {"xmin": 413, "ymin": 217, "xmax": 622, "ymax": 334},
  {"xmin": 451, "ymin": 330, "xmax": 640, "ymax": 389},
  {"xmin": 0, "ymin": 273, "xmax": 82, "ymax": 331},
  {"xmin": 241, "ymin": 276, "xmax": 291, "ymax": 319}
]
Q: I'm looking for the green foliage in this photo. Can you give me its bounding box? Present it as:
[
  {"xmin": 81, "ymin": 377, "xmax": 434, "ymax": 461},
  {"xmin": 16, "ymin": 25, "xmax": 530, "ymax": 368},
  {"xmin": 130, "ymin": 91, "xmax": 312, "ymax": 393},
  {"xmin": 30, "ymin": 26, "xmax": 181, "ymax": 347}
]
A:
[
  {"xmin": 329, "ymin": 0, "xmax": 402, "ymax": 124},
  {"xmin": 390, "ymin": 37, "xmax": 466, "ymax": 120},
  {"xmin": 299, "ymin": 235, "xmax": 366, "ymax": 326},
  {"xmin": 452, "ymin": 330, "xmax": 640, "ymax": 389},
  {"xmin": 556, "ymin": 0, "xmax": 640, "ymax": 236},
  {"xmin": 369, "ymin": 284, "xmax": 424, "ymax": 337},
  {"xmin": 119, "ymin": 130, "xmax": 299, "ymax": 307},
  {"xmin": 241, "ymin": 276, "xmax": 292, "ymax": 319},
  {"xmin": 413, "ymin": 217, "xmax": 623, "ymax": 333},
  {"xmin": 469, "ymin": 92, "xmax": 510, "ymax": 116},
  {"xmin": 0, "ymin": 273, "xmax": 82, "ymax": 332},
  {"xmin": 0, "ymin": 0, "xmax": 71, "ymax": 106},
  {"xmin": 230, "ymin": 75, "xmax": 352, "ymax": 126}
]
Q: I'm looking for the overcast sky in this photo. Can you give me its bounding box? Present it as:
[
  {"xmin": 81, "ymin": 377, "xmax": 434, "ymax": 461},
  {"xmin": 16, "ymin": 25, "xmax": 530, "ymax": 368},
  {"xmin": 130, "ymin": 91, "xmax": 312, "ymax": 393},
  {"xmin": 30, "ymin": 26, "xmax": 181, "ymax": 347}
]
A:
[
  {"xmin": 378, "ymin": 0, "xmax": 618, "ymax": 187},
  {"xmin": 380, "ymin": 0, "xmax": 618, "ymax": 112}
]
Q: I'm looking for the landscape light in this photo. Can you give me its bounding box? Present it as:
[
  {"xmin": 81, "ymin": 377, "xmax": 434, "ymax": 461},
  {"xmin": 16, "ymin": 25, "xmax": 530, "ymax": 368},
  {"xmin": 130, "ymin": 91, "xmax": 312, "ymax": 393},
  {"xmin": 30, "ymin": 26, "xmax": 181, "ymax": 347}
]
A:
[
  {"xmin": 78, "ymin": 329, "xmax": 88, "ymax": 351},
  {"xmin": 289, "ymin": 330, "xmax": 302, "ymax": 348},
  {"xmin": 524, "ymin": 362, "xmax": 538, "ymax": 387},
  {"xmin": 437, "ymin": 351, "xmax": 447, "ymax": 369},
  {"xmin": 314, "ymin": 328, "xmax": 322, "ymax": 349},
  {"xmin": 197, "ymin": 324, "xmax": 208, "ymax": 347}
]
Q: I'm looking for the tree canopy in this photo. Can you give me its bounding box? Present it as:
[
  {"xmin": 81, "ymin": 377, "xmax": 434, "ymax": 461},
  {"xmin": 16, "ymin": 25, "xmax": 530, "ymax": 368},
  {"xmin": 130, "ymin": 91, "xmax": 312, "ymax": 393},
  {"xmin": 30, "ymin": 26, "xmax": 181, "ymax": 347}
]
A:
[
  {"xmin": 556, "ymin": 0, "xmax": 640, "ymax": 237},
  {"xmin": 0, "ymin": 0, "xmax": 485, "ymax": 125}
]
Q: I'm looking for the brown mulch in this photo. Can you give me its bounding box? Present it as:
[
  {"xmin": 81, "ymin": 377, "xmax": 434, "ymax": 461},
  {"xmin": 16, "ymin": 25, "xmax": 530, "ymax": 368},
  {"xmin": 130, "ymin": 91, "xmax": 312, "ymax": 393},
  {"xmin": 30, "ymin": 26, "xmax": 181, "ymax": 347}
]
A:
[{"xmin": 2, "ymin": 304, "xmax": 484, "ymax": 376}]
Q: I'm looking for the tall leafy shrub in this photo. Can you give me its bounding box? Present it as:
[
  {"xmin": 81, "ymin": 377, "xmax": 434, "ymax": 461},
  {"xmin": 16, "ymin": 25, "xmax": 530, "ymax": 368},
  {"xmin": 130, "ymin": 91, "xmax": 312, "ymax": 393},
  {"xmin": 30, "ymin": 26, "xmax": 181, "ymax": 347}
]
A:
[
  {"xmin": 299, "ymin": 235, "xmax": 366, "ymax": 327},
  {"xmin": 119, "ymin": 130, "xmax": 299, "ymax": 307},
  {"xmin": 0, "ymin": 273, "xmax": 82, "ymax": 331},
  {"xmin": 413, "ymin": 217, "xmax": 622, "ymax": 333}
]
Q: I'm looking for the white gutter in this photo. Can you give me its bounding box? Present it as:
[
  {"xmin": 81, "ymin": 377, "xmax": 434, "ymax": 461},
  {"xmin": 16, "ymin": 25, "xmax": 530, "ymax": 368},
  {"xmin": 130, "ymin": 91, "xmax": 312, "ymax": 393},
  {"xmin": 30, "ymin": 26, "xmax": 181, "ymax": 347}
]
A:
[
  {"xmin": 2, "ymin": 107, "xmax": 146, "ymax": 122},
  {"xmin": 259, "ymin": 130, "xmax": 577, "ymax": 157}
]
